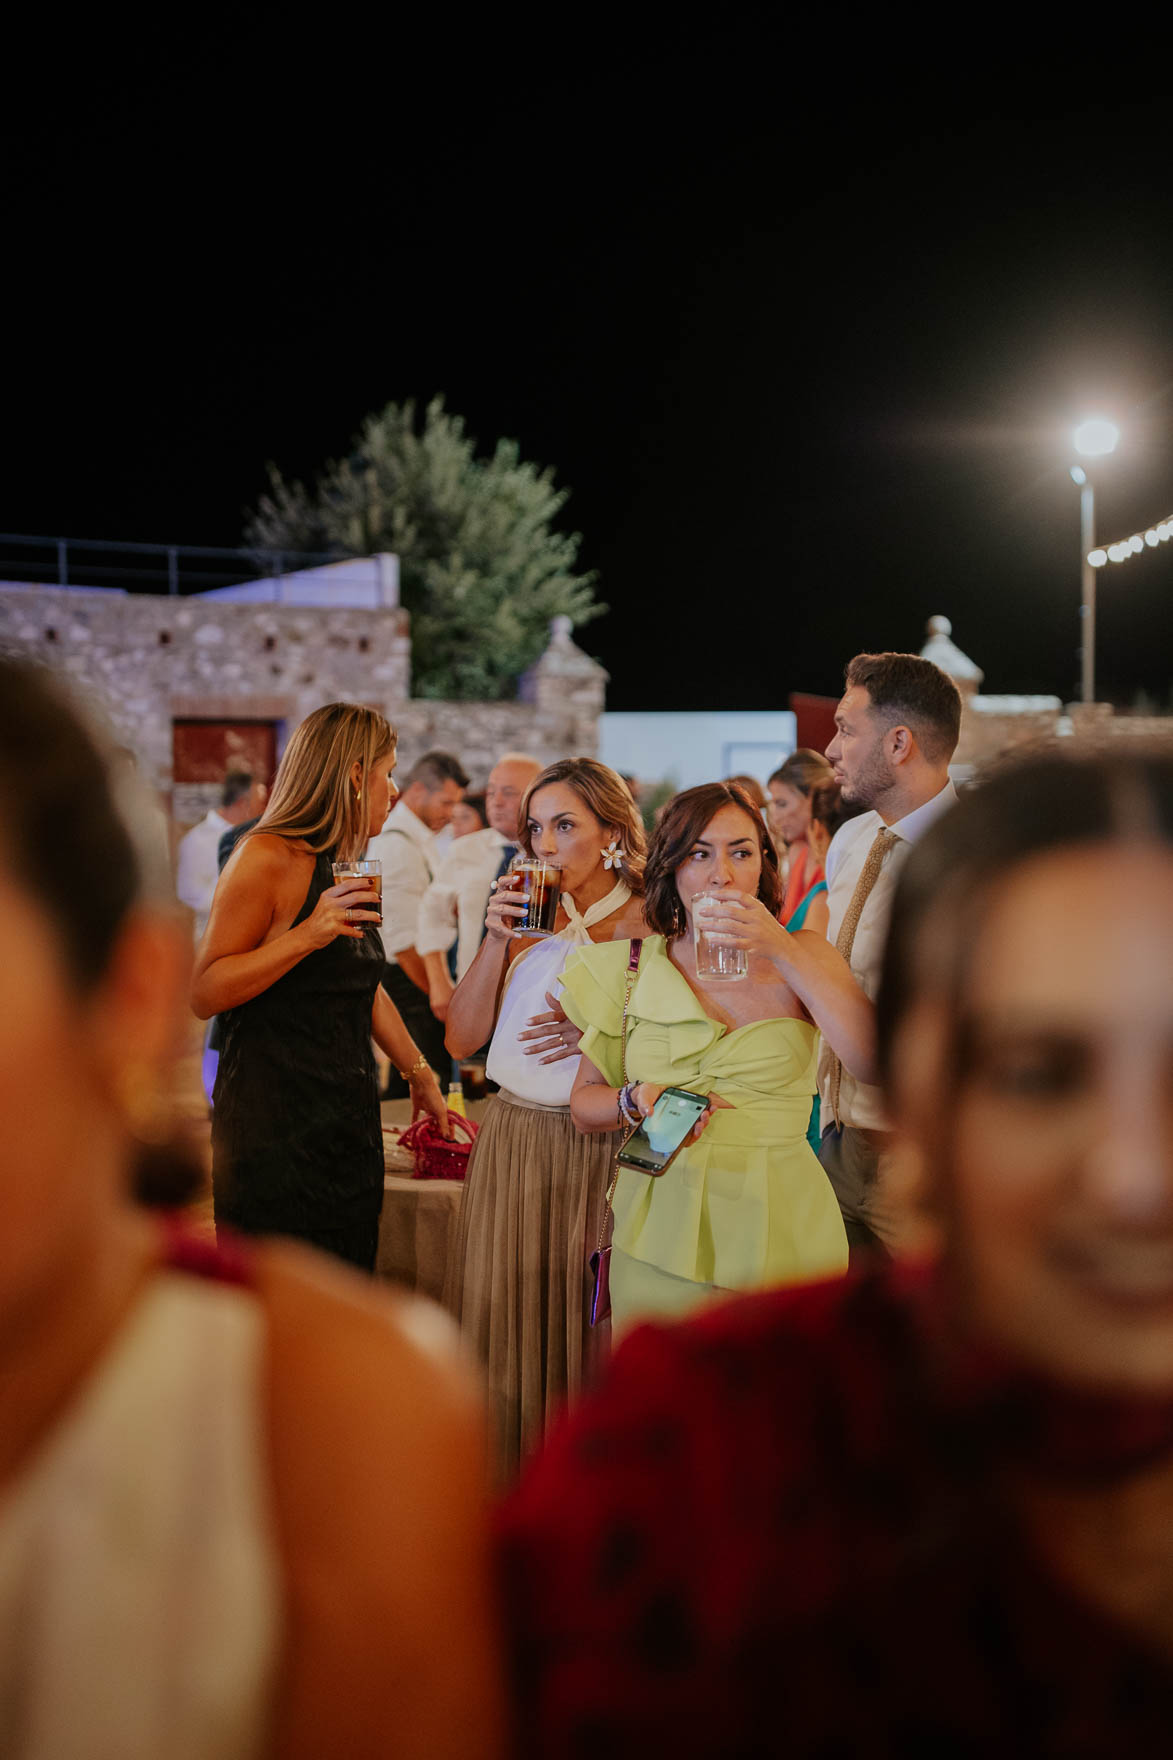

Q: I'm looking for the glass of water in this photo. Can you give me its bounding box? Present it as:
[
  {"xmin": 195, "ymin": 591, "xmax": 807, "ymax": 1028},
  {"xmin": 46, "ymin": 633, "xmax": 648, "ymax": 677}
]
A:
[{"xmin": 693, "ymin": 893, "xmax": 748, "ymax": 980}]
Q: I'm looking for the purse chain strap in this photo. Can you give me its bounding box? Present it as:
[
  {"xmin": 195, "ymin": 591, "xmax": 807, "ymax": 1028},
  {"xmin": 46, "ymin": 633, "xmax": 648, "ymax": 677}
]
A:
[{"xmin": 594, "ymin": 938, "xmax": 643, "ymax": 1258}]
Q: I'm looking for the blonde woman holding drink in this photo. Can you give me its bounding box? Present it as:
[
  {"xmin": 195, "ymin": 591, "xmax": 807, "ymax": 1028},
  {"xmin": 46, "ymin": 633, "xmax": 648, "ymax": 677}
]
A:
[
  {"xmin": 443, "ymin": 759, "xmax": 646, "ymax": 1476},
  {"xmin": 194, "ymin": 703, "xmax": 449, "ymax": 1272},
  {"xmin": 563, "ymin": 782, "xmax": 869, "ymax": 1335}
]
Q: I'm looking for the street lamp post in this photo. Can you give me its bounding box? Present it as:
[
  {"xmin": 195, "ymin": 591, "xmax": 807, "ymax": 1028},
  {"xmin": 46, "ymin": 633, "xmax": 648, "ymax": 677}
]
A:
[{"xmin": 1071, "ymin": 418, "xmax": 1120, "ymax": 706}]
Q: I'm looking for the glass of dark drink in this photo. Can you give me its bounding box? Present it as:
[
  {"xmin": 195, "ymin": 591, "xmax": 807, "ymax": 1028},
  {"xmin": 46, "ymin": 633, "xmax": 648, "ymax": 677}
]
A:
[
  {"xmin": 460, "ymin": 1060, "xmax": 489, "ymax": 1103},
  {"xmin": 331, "ymin": 859, "xmax": 382, "ymax": 925},
  {"xmin": 510, "ymin": 860, "xmax": 561, "ymax": 936}
]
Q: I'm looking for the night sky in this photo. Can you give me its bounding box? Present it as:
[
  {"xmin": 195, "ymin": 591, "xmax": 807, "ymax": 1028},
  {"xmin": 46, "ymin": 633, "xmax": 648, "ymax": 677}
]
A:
[{"xmin": 6, "ymin": 38, "xmax": 1173, "ymax": 713}]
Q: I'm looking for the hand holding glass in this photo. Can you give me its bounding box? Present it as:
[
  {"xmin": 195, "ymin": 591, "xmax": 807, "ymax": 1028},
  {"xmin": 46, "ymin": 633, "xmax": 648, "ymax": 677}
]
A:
[
  {"xmin": 693, "ymin": 893, "xmax": 749, "ymax": 980},
  {"xmin": 331, "ymin": 859, "xmax": 382, "ymax": 925},
  {"xmin": 509, "ymin": 859, "xmax": 562, "ymax": 936}
]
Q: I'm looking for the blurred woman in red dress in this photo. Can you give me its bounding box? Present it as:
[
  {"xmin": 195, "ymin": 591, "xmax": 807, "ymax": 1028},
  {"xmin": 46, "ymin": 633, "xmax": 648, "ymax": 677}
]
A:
[{"xmin": 500, "ymin": 745, "xmax": 1173, "ymax": 1758}]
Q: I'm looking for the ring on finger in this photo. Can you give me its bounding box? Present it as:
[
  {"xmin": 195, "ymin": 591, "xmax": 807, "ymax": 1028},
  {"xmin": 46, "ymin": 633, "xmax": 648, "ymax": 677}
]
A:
[{"xmin": 345, "ymin": 908, "xmax": 353, "ymax": 922}]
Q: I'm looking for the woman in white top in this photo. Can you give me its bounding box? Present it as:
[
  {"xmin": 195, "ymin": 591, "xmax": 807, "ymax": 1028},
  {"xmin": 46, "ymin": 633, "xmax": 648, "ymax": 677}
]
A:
[
  {"xmin": 443, "ymin": 759, "xmax": 646, "ymax": 1477},
  {"xmin": 0, "ymin": 659, "xmax": 503, "ymax": 1760}
]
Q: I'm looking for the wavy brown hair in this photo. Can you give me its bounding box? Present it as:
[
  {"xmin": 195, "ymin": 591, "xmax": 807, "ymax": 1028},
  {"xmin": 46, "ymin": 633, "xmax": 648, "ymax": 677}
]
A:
[
  {"xmin": 644, "ymin": 782, "xmax": 784, "ymax": 937},
  {"xmin": 518, "ymin": 758, "xmax": 646, "ymax": 893},
  {"xmin": 768, "ymin": 748, "xmax": 833, "ymax": 797},
  {"xmin": 249, "ymin": 701, "xmax": 395, "ymax": 863}
]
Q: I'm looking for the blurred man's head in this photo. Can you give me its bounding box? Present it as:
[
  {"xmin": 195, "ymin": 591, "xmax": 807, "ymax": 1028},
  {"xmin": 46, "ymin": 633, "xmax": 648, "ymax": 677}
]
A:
[
  {"xmin": 486, "ymin": 752, "xmax": 542, "ymax": 841},
  {"xmin": 221, "ymin": 771, "xmax": 267, "ymax": 825},
  {"xmin": 399, "ymin": 751, "xmax": 470, "ymax": 832}
]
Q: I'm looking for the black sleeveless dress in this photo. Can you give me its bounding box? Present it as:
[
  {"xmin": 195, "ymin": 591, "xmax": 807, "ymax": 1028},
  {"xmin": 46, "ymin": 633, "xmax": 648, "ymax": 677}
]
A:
[{"xmin": 211, "ymin": 850, "xmax": 386, "ymax": 1270}]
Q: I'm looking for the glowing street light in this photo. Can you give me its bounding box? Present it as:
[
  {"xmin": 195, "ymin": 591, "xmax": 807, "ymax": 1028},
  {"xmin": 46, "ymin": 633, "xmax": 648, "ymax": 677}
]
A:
[
  {"xmin": 1073, "ymin": 417, "xmax": 1120, "ymax": 458},
  {"xmin": 1071, "ymin": 417, "xmax": 1120, "ymax": 704}
]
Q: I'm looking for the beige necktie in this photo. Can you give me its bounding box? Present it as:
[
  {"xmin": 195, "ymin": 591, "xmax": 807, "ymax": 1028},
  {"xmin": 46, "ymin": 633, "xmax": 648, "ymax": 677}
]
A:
[{"xmin": 827, "ymin": 827, "xmax": 901, "ymax": 1127}]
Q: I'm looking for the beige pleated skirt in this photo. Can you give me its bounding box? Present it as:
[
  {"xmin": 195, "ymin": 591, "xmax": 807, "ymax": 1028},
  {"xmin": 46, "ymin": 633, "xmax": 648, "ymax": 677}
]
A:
[{"xmin": 443, "ymin": 1090, "xmax": 620, "ymax": 1480}]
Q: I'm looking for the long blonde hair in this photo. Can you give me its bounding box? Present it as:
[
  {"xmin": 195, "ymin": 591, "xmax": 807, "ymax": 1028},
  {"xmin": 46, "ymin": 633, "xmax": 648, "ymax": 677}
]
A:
[
  {"xmin": 518, "ymin": 758, "xmax": 646, "ymax": 892},
  {"xmin": 251, "ymin": 702, "xmax": 395, "ymax": 862}
]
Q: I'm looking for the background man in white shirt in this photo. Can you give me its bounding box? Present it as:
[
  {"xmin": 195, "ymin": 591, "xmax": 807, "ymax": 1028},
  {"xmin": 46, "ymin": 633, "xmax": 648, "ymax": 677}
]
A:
[
  {"xmin": 418, "ymin": 751, "xmax": 543, "ymax": 1023},
  {"xmin": 817, "ymin": 651, "xmax": 963, "ymax": 1258},
  {"xmin": 367, "ymin": 750, "xmax": 469, "ymax": 1097},
  {"xmin": 176, "ymin": 771, "xmax": 266, "ymax": 945}
]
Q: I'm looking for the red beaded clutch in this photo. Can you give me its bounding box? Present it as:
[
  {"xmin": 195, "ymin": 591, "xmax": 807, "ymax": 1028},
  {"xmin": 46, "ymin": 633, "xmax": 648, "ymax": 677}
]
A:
[{"xmin": 398, "ymin": 1111, "xmax": 478, "ymax": 1181}]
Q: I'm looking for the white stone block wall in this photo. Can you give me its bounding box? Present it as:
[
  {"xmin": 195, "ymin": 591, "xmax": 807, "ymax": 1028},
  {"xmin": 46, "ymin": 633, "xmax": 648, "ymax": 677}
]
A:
[{"xmin": 0, "ymin": 585, "xmax": 607, "ymax": 823}]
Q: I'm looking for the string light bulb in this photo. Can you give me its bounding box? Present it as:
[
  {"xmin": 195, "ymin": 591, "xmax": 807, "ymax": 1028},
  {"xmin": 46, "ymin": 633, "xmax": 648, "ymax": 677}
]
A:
[{"xmin": 1087, "ymin": 510, "xmax": 1173, "ymax": 568}]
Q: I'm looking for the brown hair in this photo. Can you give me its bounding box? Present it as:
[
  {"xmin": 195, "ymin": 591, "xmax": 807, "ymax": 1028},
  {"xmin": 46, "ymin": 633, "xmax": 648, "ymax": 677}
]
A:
[
  {"xmin": 250, "ymin": 702, "xmax": 395, "ymax": 863},
  {"xmin": 643, "ymin": 782, "xmax": 784, "ymax": 936},
  {"xmin": 845, "ymin": 652, "xmax": 962, "ymax": 763},
  {"xmin": 0, "ymin": 657, "xmax": 202, "ymax": 1204},
  {"xmin": 768, "ymin": 748, "xmax": 833, "ymax": 796},
  {"xmin": 0, "ymin": 658, "xmax": 140, "ymax": 991},
  {"xmin": 809, "ymin": 780, "xmax": 865, "ymax": 842},
  {"xmin": 518, "ymin": 758, "xmax": 646, "ymax": 892},
  {"xmin": 724, "ymin": 773, "xmax": 767, "ymax": 809}
]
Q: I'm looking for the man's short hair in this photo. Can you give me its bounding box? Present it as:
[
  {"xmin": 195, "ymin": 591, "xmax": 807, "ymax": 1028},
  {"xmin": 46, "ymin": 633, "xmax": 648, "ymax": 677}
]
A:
[
  {"xmin": 405, "ymin": 750, "xmax": 470, "ymax": 792},
  {"xmin": 221, "ymin": 770, "xmax": 254, "ymax": 810},
  {"xmin": 493, "ymin": 751, "xmax": 542, "ymax": 772},
  {"xmin": 845, "ymin": 652, "xmax": 962, "ymax": 762}
]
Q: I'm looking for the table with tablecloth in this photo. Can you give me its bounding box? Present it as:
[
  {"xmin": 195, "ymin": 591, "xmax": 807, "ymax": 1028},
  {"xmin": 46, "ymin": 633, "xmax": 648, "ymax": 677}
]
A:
[{"xmin": 375, "ymin": 1098, "xmax": 485, "ymax": 1301}]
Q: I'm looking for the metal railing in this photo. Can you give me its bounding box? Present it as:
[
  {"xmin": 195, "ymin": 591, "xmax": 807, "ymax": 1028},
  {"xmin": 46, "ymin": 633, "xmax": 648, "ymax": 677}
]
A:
[{"xmin": 0, "ymin": 532, "xmax": 348, "ymax": 596}]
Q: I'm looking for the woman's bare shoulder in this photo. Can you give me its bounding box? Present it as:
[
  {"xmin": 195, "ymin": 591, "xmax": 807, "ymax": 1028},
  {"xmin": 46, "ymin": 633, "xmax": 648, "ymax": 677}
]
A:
[
  {"xmin": 598, "ymin": 902, "xmax": 651, "ymax": 941},
  {"xmin": 251, "ymin": 1245, "xmax": 503, "ymax": 1758},
  {"xmin": 254, "ymin": 1240, "xmax": 482, "ymax": 1444},
  {"xmin": 224, "ymin": 831, "xmax": 306, "ymax": 876}
]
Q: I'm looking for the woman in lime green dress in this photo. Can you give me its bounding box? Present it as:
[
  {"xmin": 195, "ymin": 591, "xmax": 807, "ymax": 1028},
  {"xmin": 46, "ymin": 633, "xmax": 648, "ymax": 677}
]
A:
[{"xmin": 562, "ymin": 782, "xmax": 871, "ymax": 1334}]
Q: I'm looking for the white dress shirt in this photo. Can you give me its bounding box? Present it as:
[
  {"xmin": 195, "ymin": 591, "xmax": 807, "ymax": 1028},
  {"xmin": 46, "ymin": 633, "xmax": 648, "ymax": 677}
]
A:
[
  {"xmin": 415, "ymin": 827, "xmax": 512, "ymax": 980},
  {"xmin": 175, "ymin": 810, "xmax": 232, "ymax": 944},
  {"xmin": 366, "ymin": 801, "xmax": 437, "ymax": 962},
  {"xmin": 818, "ymin": 781, "xmax": 958, "ymax": 1132}
]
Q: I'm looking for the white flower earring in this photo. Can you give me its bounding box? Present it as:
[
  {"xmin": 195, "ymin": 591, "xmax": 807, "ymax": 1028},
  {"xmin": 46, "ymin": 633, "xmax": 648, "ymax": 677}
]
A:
[{"xmin": 601, "ymin": 839, "xmax": 625, "ymax": 870}]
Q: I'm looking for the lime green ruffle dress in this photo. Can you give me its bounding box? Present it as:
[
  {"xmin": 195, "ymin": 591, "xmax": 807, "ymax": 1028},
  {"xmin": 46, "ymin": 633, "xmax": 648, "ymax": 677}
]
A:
[{"xmin": 560, "ymin": 935, "xmax": 849, "ymax": 1333}]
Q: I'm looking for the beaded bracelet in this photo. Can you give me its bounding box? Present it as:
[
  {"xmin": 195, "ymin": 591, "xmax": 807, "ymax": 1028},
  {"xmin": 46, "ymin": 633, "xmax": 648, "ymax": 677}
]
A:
[
  {"xmin": 397, "ymin": 1053, "xmax": 431, "ymax": 1083},
  {"xmin": 617, "ymin": 1082, "xmax": 641, "ymax": 1128}
]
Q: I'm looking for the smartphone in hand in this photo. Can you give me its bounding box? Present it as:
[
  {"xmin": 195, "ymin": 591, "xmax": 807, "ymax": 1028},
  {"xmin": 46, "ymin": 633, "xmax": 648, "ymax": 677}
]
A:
[{"xmin": 616, "ymin": 1086, "xmax": 709, "ymax": 1175}]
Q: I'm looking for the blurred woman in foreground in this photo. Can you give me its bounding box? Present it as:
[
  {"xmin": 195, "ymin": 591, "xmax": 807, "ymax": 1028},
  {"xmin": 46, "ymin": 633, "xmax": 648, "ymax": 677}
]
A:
[
  {"xmin": 0, "ymin": 661, "xmax": 501, "ymax": 1760},
  {"xmin": 501, "ymin": 746, "xmax": 1173, "ymax": 1755}
]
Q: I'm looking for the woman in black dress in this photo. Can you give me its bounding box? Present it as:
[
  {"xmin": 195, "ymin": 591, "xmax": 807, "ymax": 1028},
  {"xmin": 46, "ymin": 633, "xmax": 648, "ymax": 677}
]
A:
[{"xmin": 193, "ymin": 702, "xmax": 449, "ymax": 1271}]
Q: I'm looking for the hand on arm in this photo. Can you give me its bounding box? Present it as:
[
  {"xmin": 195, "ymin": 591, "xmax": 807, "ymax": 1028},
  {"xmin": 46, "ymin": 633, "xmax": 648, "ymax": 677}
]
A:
[
  {"xmin": 695, "ymin": 889, "xmax": 877, "ymax": 1082},
  {"xmin": 191, "ymin": 842, "xmax": 377, "ymax": 1019},
  {"xmin": 372, "ymin": 986, "xmax": 452, "ymax": 1137},
  {"xmin": 517, "ymin": 990, "xmax": 584, "ymax": 1064}
]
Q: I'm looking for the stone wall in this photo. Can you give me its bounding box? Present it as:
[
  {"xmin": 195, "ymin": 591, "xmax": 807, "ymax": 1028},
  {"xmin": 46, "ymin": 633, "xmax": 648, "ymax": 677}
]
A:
[
  {"xmin": 956, "ymin": 698, "xmax": 1173, "ymax": 771},
  {"xmin": 0, "ymin": 585, "xmax": 607, "ymax": 825}
]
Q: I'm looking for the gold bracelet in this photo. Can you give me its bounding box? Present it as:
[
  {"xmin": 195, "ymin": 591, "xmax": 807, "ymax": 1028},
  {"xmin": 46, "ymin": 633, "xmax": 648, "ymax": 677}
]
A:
[{"xmin": 396, "ymin": 1053, "xmax": 431, "ymax": 1083}]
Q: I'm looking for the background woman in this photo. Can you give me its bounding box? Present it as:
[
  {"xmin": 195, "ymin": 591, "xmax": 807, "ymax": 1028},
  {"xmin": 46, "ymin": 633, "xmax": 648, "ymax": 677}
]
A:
[
  {"xmin": 451, "ymin": 791, "xmax": 488, "ymax": 837},
  {"xmin": 806, "ymin": 778, "xmax": 863, "ymax": 870},
  {"xmin": 563, "ymin": 781, "xmax": 867, "ymax": 1335},
  {"xmin": 443, "ymin": 758, "xmax": 646, "ymax": 1476},
  {"xmin": 0, "ymin": 661, "xmax": 501, "ymax": 1760},
  {"xmin": 193, "ymin": 703, "xmax": 449, "ymax": 1272},
  {"xmin": 766, "ymin": 748, "xmax": 834, "ymax": 926},
  {"xmin": 501, "ymin": 746, "xmax": 1173, "ymax": 1756}
]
